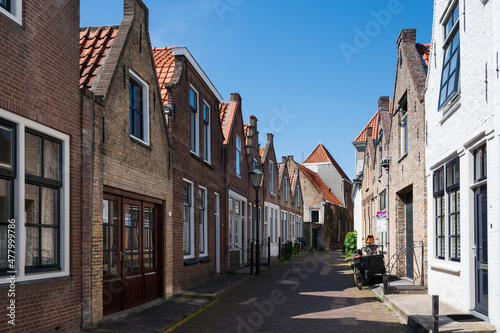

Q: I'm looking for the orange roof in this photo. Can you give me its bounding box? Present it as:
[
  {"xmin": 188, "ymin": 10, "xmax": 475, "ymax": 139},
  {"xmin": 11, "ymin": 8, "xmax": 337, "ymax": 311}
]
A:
[
  {"xmin": 297, "ymin": 164, "xmax": 343, "ymax": 206},
  {"xmin": 288, "ymin": 172, "xmax": 295, "ymax": 186},
  {"xmin": 244, "ymin": 124, "xmax": 250, "ymax": 137},
  {"xmin": 353, "ymin": 111, "xmax": 379, "ymax": 143},
  {"xmin": 416, "ymin": 43, "xmax": 430, "ymax": 67},
  {"xmin": 303, "ymin": 143, "xmax": 350, "ymax": 180},
  {"xmin": 220, "ymin": 102, "xmax": 229, "ymax": 123},
  {"xmin": 79, "ymin": 26, "xmax": 119, "ymax": 90},
  {"xmin": 152, "ymin": 47, "xmax": 176, "ymax": 105},
  {"xmin": 259, "ymin": 147, "xmax": 265, "ymax": 156}
]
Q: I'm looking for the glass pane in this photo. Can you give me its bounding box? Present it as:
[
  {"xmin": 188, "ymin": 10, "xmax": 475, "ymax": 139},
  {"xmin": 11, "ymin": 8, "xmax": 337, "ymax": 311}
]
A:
[
  {"xmin": 41, "ymin": 227, "xmax": 56, "ymax": 265},
  {"xmin": 103, "ymin": 225, "xmax": 108, "ymax": 250},
  {"xmin": 132, "ymin": 205, "xmax": 139, "ymax": 227},
  {"xmin": 111, "ymin": 200, "xmax": 118, "ymax": 225},
  {"xmin": 144, "ymin": 207, "xmax": 150, "ymax": 228},
  {"xmin": 103, "ymin": 252, "xmax": 109, "ymax": 275},
  {"xmin": 132, "ymin": 227, "xmax": 139, "ymax": 248},
  {"xmin": 0, "ymin": 124, "xmax": 13, "ymax": 169},
  {"xmin": 184, "ymin": 205, "xmax": 190, "ymax": 255},
  {"xmin": 103, "ymin": 200, "xmax": 109, "ymax": 224},
  {"xmin": 190, "ymin": 89, "xmax": 197, "ymax": 109},
  {"xmin": 0, "ymin": 225, "xmax": 7, "ymax": 268},
  {"xmin": 111, "ymin": 226, "xmax": 118, "ymax": 250},
  {"xmin": 125, "ymin": 227, "xmax": 131, "ymax": 249},
  {"xmin": 44, "ymin": 140, "xmax": 60, "ymax": 180},
  {"xmin": 0, "ymin": 178, "xmax": 11, "ymax": 222},
  {"xmin": 109, "ymin": 251, "xmax": 118, "ymax": 274},
  {"xmin": 25, "ymin": 226, "xmax": 39, "ymax": 266},
  {"xmin": 453, "ymin": 32, "xmax": 460, "ymax": 52},
  {"xmin": 25, "ymin": 132, "xmax": 42, "ymax": 176},
  {"xmin": 450, "ymin": 51, "xmax": 458, "ymax": 74},
  {"xmin": 439, "ymin": 85, "xmax": 448, "ymax": 106},
  {"xmin": 442, "ymin": 63, "xmax": 450, "ymax": 81},
  {"xmin": 41, "ymin": 187, "xmax": 56, "ymax": 225},
  {"xmin": 183, "ymin": 182, "xmax": 191, "ymax": 205},
  {"xmin": 132, "ymin": 250, "xmax": 139, "ymax": 271},
  {"xmin": 25, "ymin": 184, "xmax": 39, "ymax": 224}
]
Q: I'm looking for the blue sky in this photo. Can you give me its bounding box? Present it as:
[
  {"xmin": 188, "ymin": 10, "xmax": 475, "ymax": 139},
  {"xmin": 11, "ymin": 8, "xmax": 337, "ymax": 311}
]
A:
[{"xmin": 81, "ymin": 0, "xmax": 433, "ymax": 180}]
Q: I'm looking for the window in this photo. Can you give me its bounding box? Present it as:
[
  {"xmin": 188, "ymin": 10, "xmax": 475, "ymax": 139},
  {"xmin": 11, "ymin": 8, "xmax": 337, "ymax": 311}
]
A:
[
  {"xmin": 439, "ymin": 3, "xmax": 460, "ymax": 109},
  {"xmin": 199, "ymin": 187, "xmax": 207, "ymax": 256},
  {"xmin": 203, "ymin": 102, "xmax": 210, "ymax": 163},
  {"xmin": 248, "ymin": 203, "xmax": 253, "ymax": 242},
  {"xmin": 400, "ymin": 96, "xmax": 408, "ymax": 156},
  {"xmin": 433, "ymin": 167, "xmax": 445, "ymax": 259},
  {"xmin": 183, "ymin": 180, "xmax": 194, "ymax": 257},
  {"xmin": 228, "ymin": 195, "xmax": 244, "ymax": 249},
  {"xmin": 235, "ymin": 136, "xmax": 241, "ymax": 177},
  {"xmin": 284, "ymin": 177, "xmax": 288, "ymax": 202},
  {"xmin": 297, "ymin": 216, "xmax": 302, "ymax": 238},
  {"xmin": 296, "ymin": 185, "xmax": 300, "ymax": 207},
  {"xmin": 269, "ymin": 161, "xmax": 274, "ymax": 194},
  {"xmin": 474, "ymin": 145, "xmax": 487, "ymax": 182},
  {"xmin": 378, "ymin": 131, "xmax": 383, "ymax": 174},
  {"xmin": 281, "ymin": 211, "xmax": 287, "ymax": 241},
  {"xmin": 129, "ymin": 70, "xmax": 150, "ymax": 144},
  {"xmin": 190, "ymin": 87, "xmax": 199, "ymax": 154},
  {"xmin": 253, "ymin": 158, "xmax": 258, "ymax": 169},
  {"xmin": 311, "ymin": 209, "xmax": 320, "ymax": 223},
  {"xmin": 0, "ymin": 0, "xmax": 22, "ymax": 25},
  {"xmin": 446, "ymin": 158, "xmax": 460, "ymax": 261},
  {"xmin": 365, "ymin": 155, "xmax": 370, "ymax": 189},
  {"xmin": 379, "ymin": 190, "xmax": 386, "ymax": 211},
  {"xmin": 0, "ymin": 113, "xmax": 69, "ymax": 283}
]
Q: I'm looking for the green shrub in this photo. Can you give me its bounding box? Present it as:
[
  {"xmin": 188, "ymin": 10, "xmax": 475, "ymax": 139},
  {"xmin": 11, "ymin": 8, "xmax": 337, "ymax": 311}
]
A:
[
  {"xmin": 282, "ymin": 242, "xmax": 299, "ymax": 261},
  {"xmin": 342, "ymin": 230, "xmax": 358, "ymax": 256}
]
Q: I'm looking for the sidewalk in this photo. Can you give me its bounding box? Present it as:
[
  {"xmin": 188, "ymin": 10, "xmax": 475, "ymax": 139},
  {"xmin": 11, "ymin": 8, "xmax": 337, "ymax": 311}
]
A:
[
  {"xmin": 85, "ymin": 257, "xmax": 281, "ymax": 333},
  {"xmin": 370, "ymin": 281, "xmax": 496, "ymax": 332}
]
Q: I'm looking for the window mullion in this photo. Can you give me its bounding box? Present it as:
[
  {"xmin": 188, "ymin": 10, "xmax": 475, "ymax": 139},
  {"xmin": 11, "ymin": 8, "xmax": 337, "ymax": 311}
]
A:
[{"xmin": 16, "ymin": 123, "xmax": 26, "ymax": 278}]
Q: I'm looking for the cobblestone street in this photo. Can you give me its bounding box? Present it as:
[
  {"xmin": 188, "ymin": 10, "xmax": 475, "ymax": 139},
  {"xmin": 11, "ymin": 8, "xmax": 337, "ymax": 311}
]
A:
[{"xmin": 173, "ymin": 251, "xmax": 407, "ymax": 333}]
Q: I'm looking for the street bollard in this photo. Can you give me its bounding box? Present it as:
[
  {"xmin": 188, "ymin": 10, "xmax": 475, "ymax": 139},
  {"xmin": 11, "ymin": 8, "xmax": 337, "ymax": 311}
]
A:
[
  {"xmin": 383, "ymin": 275, "xmax": 389, "ymax": 295},
  {"xmin": 278, "ymin": 237, "xmax": 281, "ymax": 260},
  {"xmin": 250, "ymin": 242, "xmax": 254, "ymax": 276},
  {"xmin": 432, "ymin": 295, "xmax": 439, "ymax": 332},
  {"xmin": 268, "ymin": 236, "xmax": 271, "ymax": 267}
]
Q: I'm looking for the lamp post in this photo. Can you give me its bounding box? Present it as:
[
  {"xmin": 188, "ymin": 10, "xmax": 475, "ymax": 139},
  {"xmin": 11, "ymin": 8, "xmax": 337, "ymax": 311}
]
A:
[{"xmin": 250, "ymin": 168, "xmax": 264, "ymax": 275}]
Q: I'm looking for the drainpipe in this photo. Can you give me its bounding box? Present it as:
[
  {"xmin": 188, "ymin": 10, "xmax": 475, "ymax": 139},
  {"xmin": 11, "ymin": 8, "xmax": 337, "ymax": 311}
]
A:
[{"xmin": 381, "ymin": 158, "xmax": 390, "ymax": 261}]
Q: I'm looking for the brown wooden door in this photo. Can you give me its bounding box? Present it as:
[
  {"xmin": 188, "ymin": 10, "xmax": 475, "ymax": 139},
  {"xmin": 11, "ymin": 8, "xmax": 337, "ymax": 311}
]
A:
[{"xmin": 102, "ymin": 195, "xmax": 161, "ymax": 316}]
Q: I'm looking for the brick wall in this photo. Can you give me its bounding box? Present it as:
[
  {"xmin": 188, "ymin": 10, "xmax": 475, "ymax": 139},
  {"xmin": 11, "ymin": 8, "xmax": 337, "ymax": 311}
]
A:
[
  {"xmin": 86, "ymin": 0, "xmax": 173, "ymax": 324},
  {"xmin": 0, "ymin": 0, "xmax": 86, "ymax": 332}
]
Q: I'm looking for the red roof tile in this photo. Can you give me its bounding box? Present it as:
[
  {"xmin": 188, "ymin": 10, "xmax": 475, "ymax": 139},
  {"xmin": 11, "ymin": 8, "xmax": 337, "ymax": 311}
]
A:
[
  {"xmin": 220, "ymin": 102, "xmax": 229, "ymax": 123},
  {"xmin": 79, "ymin": 26, "xmax": 119, "ymax": 90},
  {"xmin": 259, "ymin": 147, "xmax": 265, "ymax": 157},
  {"xmin": 288, "ymin": 172, "xmax": 295, "ymax": 186},
  {"xmin": 353, "ymin": 111, "xmax": 379, "ymax": 143},
  {"xmin": 297, "ymin": 163, "xmax": 343, "ymax": 206},
  {"xmin": 303, "ymin": 143, "xmax": 350, "ymax": 180},
  {"xmin": 416, "ymin": 43, "xmax": 430, "ymax": 68},
  {"xmin": 152, "ymin": 47, "xmax": 176, "ymax": 105}
]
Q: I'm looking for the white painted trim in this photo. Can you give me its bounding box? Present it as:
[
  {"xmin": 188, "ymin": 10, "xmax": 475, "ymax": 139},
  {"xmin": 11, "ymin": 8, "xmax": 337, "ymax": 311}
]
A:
[
  {"xmin": 0, "ymin": 109, "xmax": 70, "ymax": 284},
  {"xmin": 214, "ymin": 192, "xmax": 220, "ymax": 273},
  {"xmin": 171, "ymin": 47, "xmax": 223, "ymax": 102},
  {"xmin": 198, "ymin": 185, "xmax": 208, "ymax": 256},
  {"xmin": 182, "ymin": 178, "xmax": 195, "ymax": 259},
  {"xmin": 129, "ymin": 69, "xmax": 150, "ymax": 145},
  {"xmin": 0, "ymin": 0, "xmax": 22, "ymax": 26}
]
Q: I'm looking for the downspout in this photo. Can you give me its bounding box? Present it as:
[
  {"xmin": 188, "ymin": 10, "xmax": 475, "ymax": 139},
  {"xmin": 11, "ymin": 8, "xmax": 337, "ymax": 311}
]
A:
[{"xmin": 381, "ymin": 158, "xmax": 390, "ymax": 262}]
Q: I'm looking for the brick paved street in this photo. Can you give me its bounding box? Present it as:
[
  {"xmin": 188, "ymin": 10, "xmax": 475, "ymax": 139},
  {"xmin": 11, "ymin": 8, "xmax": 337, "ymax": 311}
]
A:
[{"xmin": 173, "ymin": 250, "xmax": 407, "ymax": 333}]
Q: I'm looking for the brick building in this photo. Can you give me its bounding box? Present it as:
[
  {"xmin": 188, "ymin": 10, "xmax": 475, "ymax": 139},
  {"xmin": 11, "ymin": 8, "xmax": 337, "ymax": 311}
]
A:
[
  {"xmin": 80, "ymin": 0, "xmax": 172, "ymax": 321},
  {"xmin": 153, "ymin": 45, "xmax": 225, "ymax": 289},
  {"xmin": 0, "ymin": 0, "xmax": 89, "ymax": 332},
  {"xmin": 220, "ymin": 93, "xmax": 252, "ymax": 271},
  {"xmin": 426, "ymin": 0, "xmax": 500, "ymax": 327},
  {"xmin": 259, "ymin": 133, "xmax": 280, "ymax": 257},
  {"xmin": 278, "ymin": 156, "xmax": 303, "ymax": 246},
  {"xmin": 387, "ymin": 29, "xmax": 429, "ymax": 284}
]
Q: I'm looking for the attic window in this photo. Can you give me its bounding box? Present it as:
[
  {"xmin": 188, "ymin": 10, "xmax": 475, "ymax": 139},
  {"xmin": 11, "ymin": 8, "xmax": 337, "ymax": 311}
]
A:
[{"xmin": 311, "ymin": 210, "xmax": 320, "ymax": 223}]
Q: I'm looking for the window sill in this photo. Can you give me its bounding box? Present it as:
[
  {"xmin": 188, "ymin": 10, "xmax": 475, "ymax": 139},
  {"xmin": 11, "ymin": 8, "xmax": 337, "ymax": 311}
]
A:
[
  {"xmin": 183, "ymin": 258, "xmax": 199, "ymax": 265},
  {"xmin": 398, "ymin": 152, "xmax": 408, "ymax": 163},
  {"xmin": 199, "ymin": 256, "xmax": 212, "ymax": 263},
  {"xmin": 439, "ymin": 95, "xmax": 461, "ymax": 124},
  {"xmin": 130, "ymin": 135, "xmax": 151, "ymax": 148},
  {"xmin": 190, "ymin": 151, "xmax": 202, "ymax": 162},
  {"xmin": 430, "ymin": 261, "xmax": 461, "ymax": 276}
]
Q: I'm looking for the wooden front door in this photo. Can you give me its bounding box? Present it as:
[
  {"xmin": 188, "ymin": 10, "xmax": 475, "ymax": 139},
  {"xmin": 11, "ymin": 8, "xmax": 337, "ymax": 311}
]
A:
[{"xmin": 102, "ymin": 194, "xmax": 161, "ymax": 316}]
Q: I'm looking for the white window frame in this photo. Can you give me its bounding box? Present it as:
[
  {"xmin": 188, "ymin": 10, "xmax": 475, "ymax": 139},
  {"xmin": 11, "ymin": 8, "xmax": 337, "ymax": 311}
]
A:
[
  {"xmin": 248, "ymin": 203, "xmax": 253, "ymax": 242},
  {"xmin": 0, "ymin": 0, "xmax": 22, "ymax": 26},
  {"xmin": 214, "ymin": 192, "xmax": 220, "ymax": 273},
  {"xmin": 310, "ymin": 209, "xmax": 320, "ymax": 223},
  {"xmin": 198, "ymin": 186, "xmax": 208, "ymax": 256},
  {"xmin": 228, "ymin": 190, "xmax": 247, "ymax": 249},
  {"xmin": 296, "ymin": 185, "xmax": 300, "ymax": 207},
  {"xmin": 183, "ymin": 179, "xmax": 195, "ymax": 259},
  {"xmin": 269, "ymin": 161, "xmax": 274, "ymax": 194},
  {"xmin": 235, "ymin": 135, "xmax": 241, "ymax": 178},
  {"xmin": 203, "ymin": 101, "xmax": 211, "ymax": 163},
  {"xmin": 0, "ymin": 109, "xmax": 70, "ymax": 284},
  {"xmin": 297, "ymin": 216, "xmax": 302, "ymax": 238},
  {"xmin": 284, "ymin": 176, "xmax": 288, "ymax": 202},
  {"xmin": 129, "ymin": 69, "xmax": 150, "ymax": 145},
  {"xmin": 189, "ymin": 85, "xmax": 199, "ymax": 155}
]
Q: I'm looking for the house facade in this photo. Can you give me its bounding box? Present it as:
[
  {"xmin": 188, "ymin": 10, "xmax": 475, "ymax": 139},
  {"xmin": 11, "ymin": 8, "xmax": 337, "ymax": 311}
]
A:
[
  {"xmin": 80, "ymin": 0, "xmax": 173, "ymax": 320},
  {"xmin": 388, "ymin": 29, "xmax": 429, "ymax": 284},
  {"xmin": 426, "ymin": 0, "xmax": 500, "ymax": 326},
  {"xmin": 278, "ymin": 156, "xmax": 303, "ymax": 245},
  {"xmin": 153, "ymin": 45, "xmax": 225, "ymax": 289},
  {"xmin": 0, "ymin": 0, "xmax": 89, "ymax": 332}
]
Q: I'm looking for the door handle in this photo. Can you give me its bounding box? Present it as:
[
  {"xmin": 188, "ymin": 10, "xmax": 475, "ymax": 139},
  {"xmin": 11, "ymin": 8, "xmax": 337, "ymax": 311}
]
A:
[{"xmin": 120, "ymin": 252, "xmax": 124, "ymax": 260}]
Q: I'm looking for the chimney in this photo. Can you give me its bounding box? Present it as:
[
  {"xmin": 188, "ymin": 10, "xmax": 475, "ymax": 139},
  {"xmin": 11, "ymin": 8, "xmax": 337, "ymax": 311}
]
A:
[
  {"xmin": 397, "ymin": 28, "xmax": 416, "ymax": 47},
  {"xmin": 282, "ymin": 156, "xmax": 287, "ymax": 164},
  {"xmin": 230, "ymin": 92, "xmax": 242, "ymax": 104},
  {"xmin": 287, "ymin": 155, "xmax": 294, "ymax": 161},
  {"xmin": 267, "ymin": 133, "xmax": 273, "ymax": 143},
  {"xmin": 378, "ymin": 96, "xmax": 390, "ymax": 114}
]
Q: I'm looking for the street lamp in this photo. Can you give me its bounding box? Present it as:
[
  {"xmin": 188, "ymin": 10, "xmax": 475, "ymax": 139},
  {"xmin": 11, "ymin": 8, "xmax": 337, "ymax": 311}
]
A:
[{"xmin": 250, "ymin": 168, "xmax": 264, "ymax": 275}]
